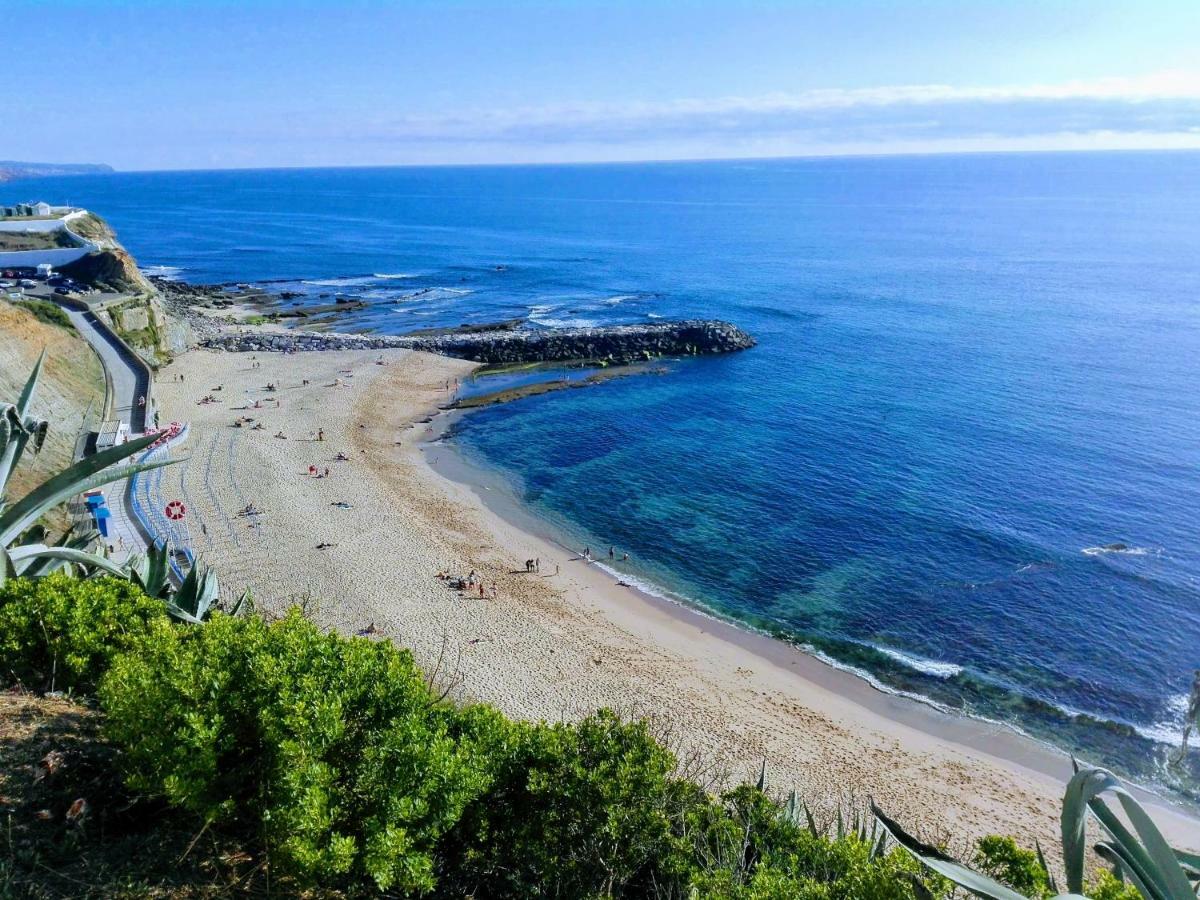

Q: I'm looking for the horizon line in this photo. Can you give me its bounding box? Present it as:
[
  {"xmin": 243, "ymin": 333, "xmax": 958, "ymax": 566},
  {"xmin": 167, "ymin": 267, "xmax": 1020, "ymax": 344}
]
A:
[{"xmin": 20, "ymin": 144, "xmax": 1200, "ymax": 179}]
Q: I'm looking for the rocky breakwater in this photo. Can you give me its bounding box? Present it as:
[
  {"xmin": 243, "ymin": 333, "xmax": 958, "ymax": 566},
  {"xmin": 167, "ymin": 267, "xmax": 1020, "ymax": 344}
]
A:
[{"xmin": 202, "ymin": 320, "xmax": 756, "ymax": 365}]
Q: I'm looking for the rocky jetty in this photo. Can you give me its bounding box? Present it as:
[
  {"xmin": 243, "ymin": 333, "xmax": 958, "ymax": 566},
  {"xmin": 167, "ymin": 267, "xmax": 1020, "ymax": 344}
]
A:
[{"xmin": 201, "ymin": 319, "xmax": 755, "ymax": 365}]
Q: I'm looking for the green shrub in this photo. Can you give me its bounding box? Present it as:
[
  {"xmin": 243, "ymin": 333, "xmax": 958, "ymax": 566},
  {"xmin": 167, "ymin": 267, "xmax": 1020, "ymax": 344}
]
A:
[
  {"xmin": 973, "ymin": 835, "xmax": 1052, "ymax": 897},
  {"xmin": 99, "ymin": 610, "xmax": 491, "ymax": 893},
  {"xmin": 15, "ymin": 299, "xmax": 73, "ymax": 329},
  {"xmin": 0, "ymin": 574, "xmax": 164, "ymax": 694},
  {"xmin": 438, "ymin": 709, "xmax": 682, "ymax": 897}
]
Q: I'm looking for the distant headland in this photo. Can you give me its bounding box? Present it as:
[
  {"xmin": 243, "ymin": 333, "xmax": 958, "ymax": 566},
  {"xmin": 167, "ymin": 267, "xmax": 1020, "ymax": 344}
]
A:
[{"xmin": 0, "ymin": 161, "xmax": 113, "ymax": 183}]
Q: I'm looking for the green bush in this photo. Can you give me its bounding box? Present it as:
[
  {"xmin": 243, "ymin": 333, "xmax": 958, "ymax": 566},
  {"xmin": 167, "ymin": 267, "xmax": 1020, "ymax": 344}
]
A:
[
  {"xmin": 686, "ymin": 789, "xmax": 934, "ymax": 900},
  {"xmin": 99, "ymin": 610, "xmax": 491, "ymax": 893},
  {"xmin": 15, "ymin": 299, "xmax": 73, "ymax": 329},
  {"xmin": 973, "ymin": 835, "xmax": 1052, "ymax": 896},
  {"xmin": 0, "ymin": 574, "xmax": 164, "ymax": 694},
  {"xmin": 438, "ymin": 709, "xmax": 682, "ymax": 897}
]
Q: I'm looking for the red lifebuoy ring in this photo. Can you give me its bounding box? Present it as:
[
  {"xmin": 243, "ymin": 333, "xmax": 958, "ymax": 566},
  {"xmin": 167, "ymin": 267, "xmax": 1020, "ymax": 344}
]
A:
[{"xmin": 165, "ymin": 500, "xmax": 186, "ymax": 520}]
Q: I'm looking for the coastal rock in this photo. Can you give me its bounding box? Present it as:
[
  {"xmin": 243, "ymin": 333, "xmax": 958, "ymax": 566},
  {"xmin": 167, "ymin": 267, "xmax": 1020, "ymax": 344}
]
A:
[{"xmin": 200, "ymin": 319, "xmax": 756, "ymax": 364}]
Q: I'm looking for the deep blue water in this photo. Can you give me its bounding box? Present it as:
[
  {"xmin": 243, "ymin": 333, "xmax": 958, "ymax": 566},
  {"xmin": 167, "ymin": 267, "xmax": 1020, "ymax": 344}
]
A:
[{"xmin": 8, "ymin": 153, "xmax": 1200, "ymax": 794}]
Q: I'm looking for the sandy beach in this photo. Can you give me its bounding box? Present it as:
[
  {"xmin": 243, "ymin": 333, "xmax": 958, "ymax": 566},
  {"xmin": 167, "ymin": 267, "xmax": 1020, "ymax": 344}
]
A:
[{"xmin": 153, "ymin": 347, "xmax": 1200, "ymax": 856}]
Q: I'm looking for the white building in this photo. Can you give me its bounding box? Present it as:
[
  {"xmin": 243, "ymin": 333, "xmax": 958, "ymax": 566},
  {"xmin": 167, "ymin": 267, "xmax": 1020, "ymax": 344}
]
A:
[{"xmin": 32, "ymin": 202, "xmax": 52, "ymax": 217}]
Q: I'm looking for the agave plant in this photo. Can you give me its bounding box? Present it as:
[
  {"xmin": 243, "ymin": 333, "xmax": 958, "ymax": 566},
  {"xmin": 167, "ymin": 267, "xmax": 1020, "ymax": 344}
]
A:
[
  {"xmin": 124, "ymin": 540, "xmax": 251, "ymax": 623},
  {"xmin": 874, "ymin": 763, "xmax": 1200, "ymax": 899},
  {"xmin": 1, "ymin": 350, "xmax": 175, "ymax": 583}
]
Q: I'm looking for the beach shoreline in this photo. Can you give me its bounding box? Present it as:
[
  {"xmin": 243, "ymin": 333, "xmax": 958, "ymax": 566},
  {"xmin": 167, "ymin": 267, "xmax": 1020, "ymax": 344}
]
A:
[
  {"xmin": 419, "ymin": 405, "xmax": 1200, "ymax": 826},
  {"xmin": 154, "ymin": 347, "xmax": 1200, "ymax": 855}
]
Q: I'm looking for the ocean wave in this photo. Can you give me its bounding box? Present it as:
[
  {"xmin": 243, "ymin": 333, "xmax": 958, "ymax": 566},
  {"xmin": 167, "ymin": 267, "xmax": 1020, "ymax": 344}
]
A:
[
  {"xmin": 874, "ymin": 646, "xmax": 964, "ymax": 679},
  {"xmin": 802, "ymin": 645, "xmax": 961, "ymax": 715},
  {"xmin": 1134, "ymin": 693, "xmax": 1190, "ymax": 746},
  {"xmin": 528, "ymin": 303, "xmax": 598, "ymax": 328},
  {"xmin": 142, "ymin": 265, "xmax": 185, "ymax": 280},
  {"xmin": 373, "ymin": 272, "xmax": 417, "ymax": 279},
  {"xmin": 599, "ymin": 294, "xmax": 638, "ymax": 306},
  {"xmin": 1082, "ymin": 543, "xmax": 1161, "ymax": 557},
  {"xmin": 646, "ymin": 312, "xmax": 665, "ymax": 319},
  {"xmin": 302, "ymin": 276, "xmax": 376, "ymax": 287},
  {"xmin": 532, "ymin": 315, "xmax": 601, "ymax": 329},
  {"xmin": 589, "ymin": 560, "xmax": 680, "ymax": 604}
]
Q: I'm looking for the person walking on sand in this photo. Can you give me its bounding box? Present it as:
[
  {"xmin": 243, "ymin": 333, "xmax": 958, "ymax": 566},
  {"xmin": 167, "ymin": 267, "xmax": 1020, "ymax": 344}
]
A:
[
  {"xmin": 535, "ymin": 557, "xmax": 540, "ymax": 572},
  {"xmin": 479, "ymin": 581, "xmax": 486, "ymax": 598}
]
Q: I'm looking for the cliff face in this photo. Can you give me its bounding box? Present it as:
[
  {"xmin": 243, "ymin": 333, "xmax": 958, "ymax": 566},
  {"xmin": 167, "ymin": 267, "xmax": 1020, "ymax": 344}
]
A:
[
  {"xmin": 0, "ymin": 301, "xmax": 105, "ymax": 532},
  {"xmin": 55, "ymin": 212, "xmax": 191, "ymax": 365},
  {"xmin": 57, "ymin": 212, "xmax": 156, "ymax": 296}
]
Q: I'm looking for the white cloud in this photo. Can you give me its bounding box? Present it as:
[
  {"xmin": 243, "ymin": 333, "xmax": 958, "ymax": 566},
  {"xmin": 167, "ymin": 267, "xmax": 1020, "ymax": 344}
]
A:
[{"xmin": 334, "ymin": 69, "xmax": 1200, "ymax": 146}]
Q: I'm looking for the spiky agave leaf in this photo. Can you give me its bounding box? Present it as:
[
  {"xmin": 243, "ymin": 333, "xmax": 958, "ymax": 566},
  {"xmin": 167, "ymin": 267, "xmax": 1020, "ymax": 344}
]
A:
[
  {"xmin": 127, "ymin": 541, "xmax": 172, "ymax": 598},
  {"xmin": 0, "ymin": 350, "xmax": 49, "ymax": 492},
  {"xmin": 227, "ymin": 588, "xmax": 253, "ymax": 617},
  {"xmin": 1061, "ymin": 766, "xmax": 1195, "ymax": 899},
  {"xmin": 873, "ymin": 802, "xmax": 1090, "ymax": 900},
  {"xmin": 9, "ymin": 544, "xmax": 129, "ymax": 578},
  {"xmin": 164, "ymin": 563, "xmax": 220, "ymax": 624},
  {"xmin": 0, "ymin": 430, "xmax": 177, "ymax": 546}
]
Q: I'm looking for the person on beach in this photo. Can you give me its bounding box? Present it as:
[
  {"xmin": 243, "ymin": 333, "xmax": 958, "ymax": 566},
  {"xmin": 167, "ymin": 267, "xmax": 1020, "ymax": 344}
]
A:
[
  {"xmin": 479, "ymin": 581, "xmax": 486, "ymax": 598},
  {"xmin": 535, "ymin": 557, "xmax": 540, "ymax": 572},
  {"xmin": 1176, "ymin": 670, "xmax": 1200, "ymax": 764},
  {"xmin": 490, "ymin": 583, "xmax": 497, "ymax": 600},
  {"xmin": 583, "ymin": 546, "xmax": 590, "ymax": 561},
  {"xmin": 324, "ymin": 467, "xmax": 330, "ymax": 477},
  {"xmin": 308, "ymin": 464, "xmax": 317, "ymax": 476},
  {"xmin": 318, "ymin": 429, "xmax": 324, "ymax": 441},
  {"xmin": 555, "ymin": 564, "xmax": 560, "ymax": 576},
  {"xmin": 609, "ymin": 547, "xmax": 615, "ymax": 559},
  {"xmin": 622, "ymin": 552, "xmax": 629, "ymax": 562}
]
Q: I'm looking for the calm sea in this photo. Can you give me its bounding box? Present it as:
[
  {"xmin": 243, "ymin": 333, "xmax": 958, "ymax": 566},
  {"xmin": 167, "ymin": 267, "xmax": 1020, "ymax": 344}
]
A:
[{"xmin": 8, "ymin": 153, "xmax": 1200, "ymax": 797}]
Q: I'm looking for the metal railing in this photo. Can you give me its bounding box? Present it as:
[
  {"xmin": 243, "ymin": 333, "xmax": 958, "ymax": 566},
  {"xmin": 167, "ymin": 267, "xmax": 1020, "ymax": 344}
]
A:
[{"xmin": 127, "ymin": 424, "xmax": 193, "ymax": 583}]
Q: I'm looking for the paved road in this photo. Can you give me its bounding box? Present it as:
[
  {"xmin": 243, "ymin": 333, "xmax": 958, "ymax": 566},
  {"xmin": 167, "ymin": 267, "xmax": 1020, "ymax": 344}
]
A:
[
  {"xmin": 54, "ymin": 300, "xmax": 155, "ymax": 558},
  {"xmin": 57, "ymin": 304, "xmax": 152, "ymax": 431}
]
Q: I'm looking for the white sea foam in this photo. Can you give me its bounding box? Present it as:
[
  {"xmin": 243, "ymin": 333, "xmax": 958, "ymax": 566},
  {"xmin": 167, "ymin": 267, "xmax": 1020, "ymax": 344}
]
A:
[
  {"xmin": 142, "ymin": 265, "xmax": 185, "ymax": 280},
  {"xmin": 302, "ymin": 276, "xmax": 376, "ymax": 287},
  {"xmin": 528, "ymin": 303, "xmax": 598, "ymax": 328},
  {"xmin": 875, "ymin": 646, "xmax": 964, "ymax": 679},
  {"xmin": 600, "ymin": 294, "xmax": 637, "ymax": 306},
  {"xmin": 1082, "ymin": 544, "xmax": 1160, "ymax": 557},
  {"xmin": 1134, "ymin": 693, "xmax": 1190, "ymax": 746},
  {"xmin": 373, "ymin": 272, "xmax": 417, "ymax": 279},
  {"xmin": 533, "ymin": 316, "xmax": 600, "ymax": 328},
  {"xmin": 589, "ymin": 560, "xmax": 679, "ymax": 604},
  {"xmin": 646, "ymin": 312, "xmax": 665, "ymax": 319}
]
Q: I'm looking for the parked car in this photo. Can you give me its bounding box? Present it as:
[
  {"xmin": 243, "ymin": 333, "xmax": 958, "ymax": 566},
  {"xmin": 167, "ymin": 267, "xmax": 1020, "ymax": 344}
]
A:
[{"xmin": 54, "ymin": 287, "xmax": 71, "ymax": 296}]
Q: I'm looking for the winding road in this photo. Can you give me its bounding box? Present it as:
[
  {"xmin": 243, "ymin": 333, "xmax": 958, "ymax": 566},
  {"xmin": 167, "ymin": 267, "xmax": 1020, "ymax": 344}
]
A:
[{"xmin": 54, "ymin": 298, "xmax": 155, "ymax": 556}]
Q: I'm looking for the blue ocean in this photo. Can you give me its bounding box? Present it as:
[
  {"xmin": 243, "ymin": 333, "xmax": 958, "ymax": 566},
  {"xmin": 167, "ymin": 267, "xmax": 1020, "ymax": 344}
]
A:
[{"xmin": 8, "ymin": 152, "xmax": 1200, "ymax": 796}]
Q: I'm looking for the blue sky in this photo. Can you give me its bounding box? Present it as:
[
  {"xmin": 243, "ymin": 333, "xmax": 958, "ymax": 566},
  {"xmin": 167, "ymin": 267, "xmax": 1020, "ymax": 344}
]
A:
[{"xmin": 5, "ymin": 0, "xmax": 1200, "ymax": 169}]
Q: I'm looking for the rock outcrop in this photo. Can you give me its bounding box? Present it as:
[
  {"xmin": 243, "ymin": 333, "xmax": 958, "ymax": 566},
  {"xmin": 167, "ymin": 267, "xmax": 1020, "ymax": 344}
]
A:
[
  {"xmin": 58, "ymin": 213, "xmax": 155, "ymax": 296},
  {"xmin": 202, "ymin": 320, "xmax": 756, "ymax": 365}
]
